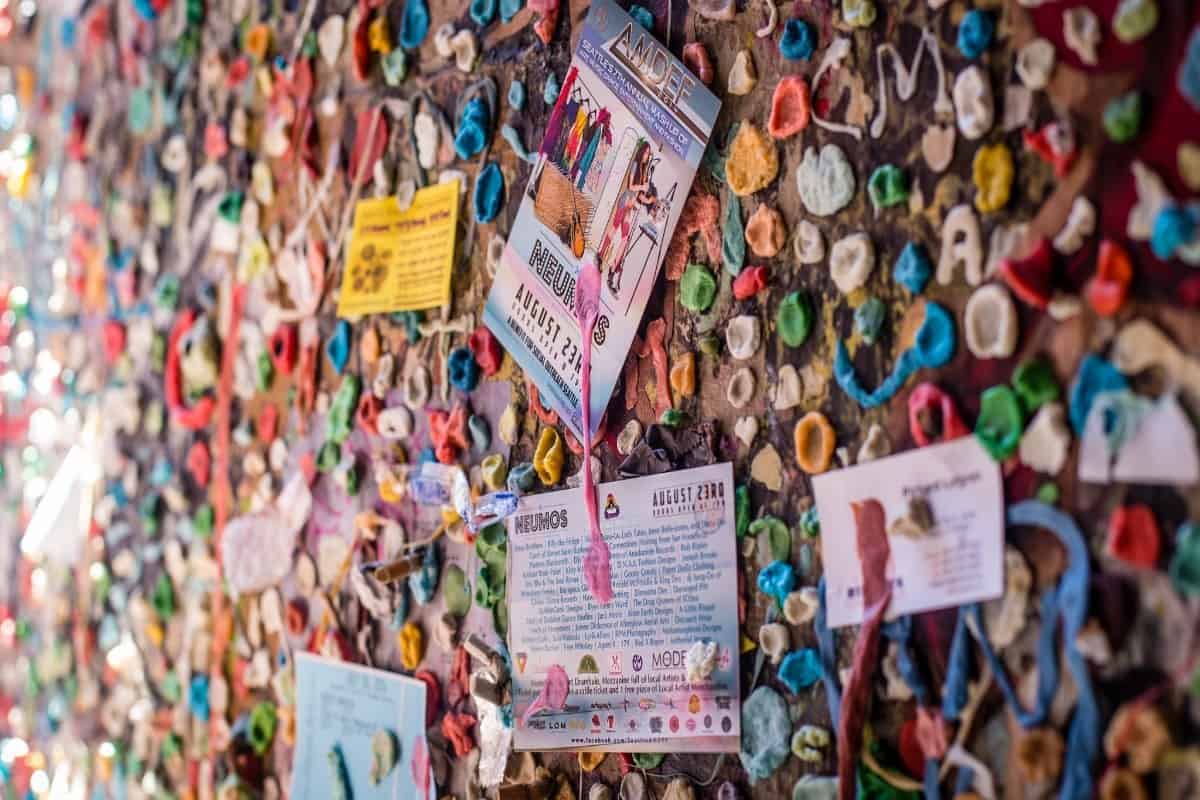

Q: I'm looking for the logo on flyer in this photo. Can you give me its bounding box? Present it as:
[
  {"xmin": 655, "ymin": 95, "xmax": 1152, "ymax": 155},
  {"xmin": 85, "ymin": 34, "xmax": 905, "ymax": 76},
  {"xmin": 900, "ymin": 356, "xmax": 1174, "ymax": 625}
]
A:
[
  {"xmin": 604, "ymin": 493, "xmax": 620, "ymax": 519},
  {"xmin": 651, "ymin": 649, "xmax": 685, "ymax": 671}
]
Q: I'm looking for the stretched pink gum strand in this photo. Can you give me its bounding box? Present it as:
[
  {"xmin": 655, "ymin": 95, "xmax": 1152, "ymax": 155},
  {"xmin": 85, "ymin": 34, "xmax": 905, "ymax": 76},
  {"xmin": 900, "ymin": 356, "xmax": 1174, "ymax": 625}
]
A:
[
  {"xmin": 411, "ymin": 735, "xmax": 431, "ymax": 800},
  {"xmin": 575, "ymin": 255, "xmax": 614, "ymax": 605}
]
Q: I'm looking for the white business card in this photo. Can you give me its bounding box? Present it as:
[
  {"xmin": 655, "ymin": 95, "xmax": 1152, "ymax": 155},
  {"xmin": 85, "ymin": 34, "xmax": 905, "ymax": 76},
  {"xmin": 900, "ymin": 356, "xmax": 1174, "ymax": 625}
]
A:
[{"xmin": 813, "ymin": 436, "xmax": 1004, "ymax": 628}]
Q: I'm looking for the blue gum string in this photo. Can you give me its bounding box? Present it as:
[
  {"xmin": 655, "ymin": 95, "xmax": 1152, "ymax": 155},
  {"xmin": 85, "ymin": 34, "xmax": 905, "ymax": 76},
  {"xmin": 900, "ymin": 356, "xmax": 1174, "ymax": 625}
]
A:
[
  {"xmin": 882, "ymin": 615, "xmax": 930, "ymax": 707},
  {"xmin": 935, "ymin": 501, "xmax": 1100, "ymax": 800},
  {"xmin": 834, "ymin": 302, "xmax": 956, "ymax": 409},
  {"xmin": 815, "ymin": 577, "xmax": 842, "ymax": 728},
  {"xmin": 819, "ymin": 501, "xmax": 1098, "ymax": 800},
  {"xmin": 881, "ymin": 615, "xmax": 943, "ymax": 800}
]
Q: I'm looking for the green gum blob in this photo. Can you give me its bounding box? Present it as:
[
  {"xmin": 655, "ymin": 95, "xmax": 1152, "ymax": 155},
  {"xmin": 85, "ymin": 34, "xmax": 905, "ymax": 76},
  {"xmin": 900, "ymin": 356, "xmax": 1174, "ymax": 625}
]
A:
[
  {"xmin": 777, "ymin": 292, "xmax": 814, "ymax": 348},
  {"xmin": 750, "ymin": 516, "xmax": 792, "ymax": 561},
  {"xmin": 974, "ymin": 385, "xmax": 1025, "ymax": 460},
  {"xmin": 867, "ymin": 164, "xmax": 909, "ymax": 209},
  {"xmin": 1012, "ymin": 357, "xmax": 1059, "ymax": 411},
  {"xmin": 680, "ymin": 263, "xmax": 718, "ymax": 312}
]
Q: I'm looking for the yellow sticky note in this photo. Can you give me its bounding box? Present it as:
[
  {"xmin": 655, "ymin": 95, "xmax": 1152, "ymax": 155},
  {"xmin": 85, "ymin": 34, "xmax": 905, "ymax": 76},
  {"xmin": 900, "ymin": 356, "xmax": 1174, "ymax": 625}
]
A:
[{"xmin": 337, "ymin": 181, "xmax": 459, "ymax": 316}]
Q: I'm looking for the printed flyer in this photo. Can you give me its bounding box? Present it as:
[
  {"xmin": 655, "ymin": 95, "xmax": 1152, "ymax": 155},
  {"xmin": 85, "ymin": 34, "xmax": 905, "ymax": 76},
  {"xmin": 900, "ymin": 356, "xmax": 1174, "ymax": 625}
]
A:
[
  {"xmin": 337, "ymin": 181, "xmax": 460, "ymax": 317},
  {"xmin": 812, "ymin": 436, "xmax": 1005, "ymax": 629},
  {"xmin": 507, "ymin": 463, "xmax": 740, "ymax": 752},
  {"xmin": 291, "ymin": 653, "xmax": 434, "ymax": 800},
  {"xmin": 483, "ymin": 0, "xmax": 720, "ymax": 440}
]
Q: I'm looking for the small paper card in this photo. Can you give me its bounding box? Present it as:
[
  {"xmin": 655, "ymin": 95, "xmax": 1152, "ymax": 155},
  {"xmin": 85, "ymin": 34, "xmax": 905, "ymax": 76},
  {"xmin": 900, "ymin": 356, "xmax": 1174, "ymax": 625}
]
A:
[
  {"xmin": 337, "ymin": 181, "xmax": 459, "ymax": 317},
  {"xmin": 812, "ymin": 436, "xmax": 1005, "ymax": 629},
  {"xmin": 291, "ymin": 653, "xmax": 433, "ymax": 800},
  {"xmin": 508, "ymin": 463, "xmax": 740, "ymax": 753}
]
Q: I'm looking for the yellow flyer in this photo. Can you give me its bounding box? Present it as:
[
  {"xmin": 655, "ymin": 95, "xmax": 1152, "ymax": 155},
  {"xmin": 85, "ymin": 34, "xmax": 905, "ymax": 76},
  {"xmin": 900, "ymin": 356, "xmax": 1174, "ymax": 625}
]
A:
[{"xmin": 337, "ymin": 181, "xmax": 459, "ymax": 316}]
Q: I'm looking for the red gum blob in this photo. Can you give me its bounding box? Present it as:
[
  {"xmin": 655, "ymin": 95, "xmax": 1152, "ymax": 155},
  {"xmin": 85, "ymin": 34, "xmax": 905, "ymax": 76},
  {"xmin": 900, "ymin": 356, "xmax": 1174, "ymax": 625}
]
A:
[
  {"xmin": 468, "ymin": 326, "xmax": 503, "ymax": 376},
  {"xmin": 563, "ymin": 427, "xmax": 583, "ymax": 456},
  {"xmin": 1107, "ymin": 504, "xmax": 1160, "ymax": 569},
  {"xmin": 526, "ymin": 378, "xmax": 559, "ymax": 425},
  {"xmin": 665, "ymin": 190, "xmax": 721, "ymax": 280},
  {"xmin": 682, "ymin": 42, "xmax": 714, "ymax": 85},
  {"xmin": 1023, "ymin": 123, "xmax": 1077, "ymax": 178},
  {"xmin": 204, "ymin": 121, "xmax": 228, "ymax": 160},
  {"xmin": 428, "ymin": 405, "xmax": 470, "ymax": 464},
  {"xmin": 225, "ymin": 57, "xmax": 250, "ymax": 87},
  {"xmin": 448, "ymin": 646, "xmax": 471, "ymax": 707},
  {"xmin": 768, "ymin": 76, "xmax": 811, "ymax": 139},
  {"xmin": 908, "ymin": 383, "xmax": 969, "ymax": 447},
  {"xmin": 269, "ymin": 324, "xmax": 297, "ymax": 375},
  {"xmin": 440, "ymin": 712, "xmax": 477, "ymax": 758},
  {"xmin": 164, "ymin": 311, "xmax": 215, "ymax": 431},
  {"xmin": 638, "ymin": 318, "xmax": 671, "ymax": 420},
  {"xmin": 534, "ymin": 6, "xmax": 559, "ymax": 45},
  {"xmin": 258, "ymin": 404, "xmax": 278, "ymax": 444},
  {"xmin": 898, "ymin": 718, "xmax": 925, "ymax": 778},
  {"xmin": 356, "ymin": 393, "xmax": 382, "ymax": 435},
  {"xmin": 187, "ymin": 441, "xmax": 211, "ymax": 489},
  {"xmin": 351, "ymin": 14, "xmax": 371, "ymax": 82},
  {"xmin": 285, "ymin": 597, "xmax": 307, "ymax": 636},
  {"xmin": 999, "ymin": 237, "xmax": 1056, "ymax": 308},
  {"xmin": 102, "ymin": 319, "xmax": 126, "ymax": 363},
  {"xmin": 296, "ymin": 332, "xmax": 318, "ymax": 433},
  {"xmin": 414, "ymin": 670, "xmax": 442, "ymax": 727},
  {"xmin": 732, "ymin": 265, "xmax": 768, "ymax": 300},
  {"xmin": 1085, "ymin": 239, "xmax": 1133, "ymax": 317}
]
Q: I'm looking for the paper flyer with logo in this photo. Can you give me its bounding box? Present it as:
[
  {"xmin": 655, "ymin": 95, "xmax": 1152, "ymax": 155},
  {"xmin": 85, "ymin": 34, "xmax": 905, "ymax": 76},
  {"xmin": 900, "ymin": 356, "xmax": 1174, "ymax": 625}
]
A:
[
  {"xmin": 812, "ymin": 437, "xmax": 1005, "ymax": 629},
  {"xmin": 291, "ymin": 653, "xmax": 434, "ymax": 800},
  {"xmin": 483, "ymin": 0, "xmax": 720, "ymax": 440},
  {"xmin": 507, "ymin": 463, "xmax": 740, "ymax": 752},
  {"xmin": 337, "ymin": 181, "xmax": 459, "ymax": 317}
]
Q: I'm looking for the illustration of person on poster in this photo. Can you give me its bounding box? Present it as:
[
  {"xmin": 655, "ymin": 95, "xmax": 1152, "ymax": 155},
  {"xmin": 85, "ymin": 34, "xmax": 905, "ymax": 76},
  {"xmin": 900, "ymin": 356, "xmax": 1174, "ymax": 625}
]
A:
[{"xmin": 597, "ymin": 139, "xmax": 659, "ymax": 296}]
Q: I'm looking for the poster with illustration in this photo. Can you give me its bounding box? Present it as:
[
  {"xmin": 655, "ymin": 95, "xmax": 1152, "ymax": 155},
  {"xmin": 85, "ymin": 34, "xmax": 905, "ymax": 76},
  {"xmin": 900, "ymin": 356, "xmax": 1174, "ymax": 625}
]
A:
[
  {"xmin": 507, "ymin": 464, "xmax": 740, "ymax": 752},
  {"xmin": 292, "ymin": 653, "xmax": 434, "ymax": 800},
  {"xmin": 484, "ymin": 0, "xmax": 720, "ymax": 440}
]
